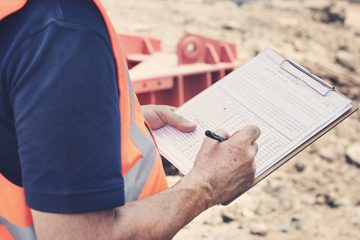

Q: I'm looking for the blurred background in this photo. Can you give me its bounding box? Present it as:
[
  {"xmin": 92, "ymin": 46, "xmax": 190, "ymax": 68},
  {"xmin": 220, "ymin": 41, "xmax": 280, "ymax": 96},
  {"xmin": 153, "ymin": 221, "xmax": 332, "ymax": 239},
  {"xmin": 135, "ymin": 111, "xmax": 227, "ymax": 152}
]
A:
[{"xmin": 101, "ymin": 0, "xmax": 360, "ymax": 239}]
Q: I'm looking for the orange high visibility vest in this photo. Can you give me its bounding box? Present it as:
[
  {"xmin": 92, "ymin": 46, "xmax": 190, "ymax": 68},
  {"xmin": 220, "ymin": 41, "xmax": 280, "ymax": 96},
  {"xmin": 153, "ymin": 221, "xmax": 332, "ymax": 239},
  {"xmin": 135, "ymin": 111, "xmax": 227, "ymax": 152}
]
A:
[{"xmin": 0, "ymin": 1, "xmax": 168, "ymax": 239}]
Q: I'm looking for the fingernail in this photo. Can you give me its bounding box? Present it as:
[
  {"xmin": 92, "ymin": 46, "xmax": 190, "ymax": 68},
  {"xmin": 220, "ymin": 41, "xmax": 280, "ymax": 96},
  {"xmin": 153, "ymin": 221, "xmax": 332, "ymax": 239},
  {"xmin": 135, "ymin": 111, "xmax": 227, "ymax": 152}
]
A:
[{"xmin": 186, "ymin": 121, "xmax": 196, "ymax": 127}]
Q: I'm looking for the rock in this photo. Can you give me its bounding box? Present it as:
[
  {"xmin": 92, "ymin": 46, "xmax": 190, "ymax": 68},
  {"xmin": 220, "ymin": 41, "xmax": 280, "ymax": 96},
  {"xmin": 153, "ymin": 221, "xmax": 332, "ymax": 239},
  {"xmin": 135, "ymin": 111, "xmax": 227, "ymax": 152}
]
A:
[
  {"xmin": 318, "ymin": 146, "xmax": 337, "ymax": 162},
  {"xmin": 250, "ymin": 221, "xmax": 268, "ymax": 236},
  {"xmin": 221, "ymin": 208, "xmax": 237, "ymax": 223},
  {"xmin": 336, "ymin": 50, "xmax": 356, "ymax": 72},
  {"xmin": 346, "ymin": 143, "xmax": 360, "ymax": 168},
  {"xmin": 331, "ymin": 197, "xmax": 353, "ymax": 208},
  {"xmin": 281, "ymin": 221, "xmax": 291, "ymax": 233},
  {"xmin": 322, "ymin": 4, "xmax": 346, "ymax": 25},
  {"xmin": 241, "ymin": 208, "xmax": 255, "ymax": 219},
  {"xmin": 295, "ymin": 220, "xmax": 305, "ymax": 231},
  {"xmin": 325, "ymin": 191, "xmax": 343, "ymax": 208},
  {"xmin": 315, "ymin": 194, "xmax": 326, "ymax": 205},
  {"xmin": 295, "ymin": 158, "xmax": 306, "ymax": 172},
  {"xmin": 310, "ymin": 2, "xmax": 346, "ymax": 26}
]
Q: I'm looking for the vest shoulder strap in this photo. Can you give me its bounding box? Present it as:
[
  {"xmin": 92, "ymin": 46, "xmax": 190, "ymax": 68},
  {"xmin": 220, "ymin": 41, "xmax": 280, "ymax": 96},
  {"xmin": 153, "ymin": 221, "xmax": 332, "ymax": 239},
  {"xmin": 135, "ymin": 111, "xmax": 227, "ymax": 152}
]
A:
[{"xmin": 0, "ymin": 0, "xmax": 26, "ymax": 21}]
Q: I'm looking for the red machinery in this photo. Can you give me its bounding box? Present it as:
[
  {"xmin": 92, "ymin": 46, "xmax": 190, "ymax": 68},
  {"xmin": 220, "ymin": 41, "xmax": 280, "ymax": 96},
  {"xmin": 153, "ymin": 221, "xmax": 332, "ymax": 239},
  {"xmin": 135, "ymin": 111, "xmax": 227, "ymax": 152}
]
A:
[{"xmin": 118, "ymin": 33, "xmax": 243, "ymax": 107}]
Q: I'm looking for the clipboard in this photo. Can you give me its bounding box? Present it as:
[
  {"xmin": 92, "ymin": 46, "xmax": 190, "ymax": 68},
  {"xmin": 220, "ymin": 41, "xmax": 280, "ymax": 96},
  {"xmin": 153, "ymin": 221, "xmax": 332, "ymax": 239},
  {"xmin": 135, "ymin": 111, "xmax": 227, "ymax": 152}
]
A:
[
  {"xmin": 154, "ymin": 47, "xmax": 358, "ymax": 206},
  {"xmin": 222, "ymin": 59, "xmax": 359, "ymax": 205}
]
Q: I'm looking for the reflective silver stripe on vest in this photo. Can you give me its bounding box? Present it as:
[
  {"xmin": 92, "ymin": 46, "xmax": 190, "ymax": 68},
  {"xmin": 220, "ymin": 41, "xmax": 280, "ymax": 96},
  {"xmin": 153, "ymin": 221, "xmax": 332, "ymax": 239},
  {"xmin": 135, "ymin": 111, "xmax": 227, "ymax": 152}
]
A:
[
  {"xmin": 0, "ymin": 216, "xmax": 37, "ymax": 240},
  {"xmin": 123, "ymin": 66, "xmax": 158, "ymax": 202}
]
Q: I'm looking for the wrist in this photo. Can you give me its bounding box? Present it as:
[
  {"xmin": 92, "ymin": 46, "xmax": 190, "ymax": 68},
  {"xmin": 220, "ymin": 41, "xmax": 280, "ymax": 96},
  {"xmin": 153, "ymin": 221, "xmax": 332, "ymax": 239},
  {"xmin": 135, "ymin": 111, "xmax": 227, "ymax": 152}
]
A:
[{"xmin": 181, "ymin": 169, "xmax": 215, "ymax": 210}]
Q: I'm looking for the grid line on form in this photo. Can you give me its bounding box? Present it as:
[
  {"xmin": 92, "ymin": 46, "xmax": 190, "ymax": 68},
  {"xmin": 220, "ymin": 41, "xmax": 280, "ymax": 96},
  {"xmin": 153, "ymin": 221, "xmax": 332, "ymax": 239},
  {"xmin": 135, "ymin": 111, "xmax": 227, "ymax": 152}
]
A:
[{"xmin": 159, "ymin": 92, "xmax": 291, "ymax": 169}]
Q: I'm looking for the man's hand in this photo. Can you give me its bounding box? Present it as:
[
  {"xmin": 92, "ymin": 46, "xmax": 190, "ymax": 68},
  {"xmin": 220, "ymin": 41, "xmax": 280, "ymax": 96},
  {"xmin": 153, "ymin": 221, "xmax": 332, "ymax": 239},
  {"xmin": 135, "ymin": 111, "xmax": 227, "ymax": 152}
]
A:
[
  {"xmin": 141, "ymin": 105, "xmax": 196, "ymax": 132},
  {"xmin": 142, "ymin": 104, "xmax": 260, "ymax": 205},
  {"xmin": 190, "ymin": 125, "xmax": 260, "ymax": 206},
  {"xmin": 32, "ymin": 123, "xmax": 260, "ymax": 240}
]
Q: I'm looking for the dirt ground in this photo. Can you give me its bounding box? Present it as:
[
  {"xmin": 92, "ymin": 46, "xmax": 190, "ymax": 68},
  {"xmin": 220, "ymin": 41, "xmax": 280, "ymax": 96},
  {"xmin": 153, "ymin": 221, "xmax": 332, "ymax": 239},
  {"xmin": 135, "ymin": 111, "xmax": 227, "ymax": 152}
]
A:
[
  {"xmin": 101, "ymin": 0, "xmax": 360, "ymax": 239},
  {"xmin": 347, "ymin": 2, "xmax": 360, "ymax": 29}
]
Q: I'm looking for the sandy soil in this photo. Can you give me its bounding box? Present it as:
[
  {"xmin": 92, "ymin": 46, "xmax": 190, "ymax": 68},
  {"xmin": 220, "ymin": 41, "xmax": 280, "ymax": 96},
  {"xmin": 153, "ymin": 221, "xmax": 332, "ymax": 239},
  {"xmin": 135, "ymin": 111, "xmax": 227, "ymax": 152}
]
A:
[{"xmin": 346, "ymin": 3, "xmax": 360, "ymax": 29}]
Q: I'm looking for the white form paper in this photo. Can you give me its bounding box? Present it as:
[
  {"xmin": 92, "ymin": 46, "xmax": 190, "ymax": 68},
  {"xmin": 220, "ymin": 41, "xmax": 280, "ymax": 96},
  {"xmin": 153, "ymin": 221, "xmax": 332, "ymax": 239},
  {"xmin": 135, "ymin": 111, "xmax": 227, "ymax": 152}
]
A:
[{"xmin": 153, "ymin": 47, "xmax": 352, "ymax": 177}]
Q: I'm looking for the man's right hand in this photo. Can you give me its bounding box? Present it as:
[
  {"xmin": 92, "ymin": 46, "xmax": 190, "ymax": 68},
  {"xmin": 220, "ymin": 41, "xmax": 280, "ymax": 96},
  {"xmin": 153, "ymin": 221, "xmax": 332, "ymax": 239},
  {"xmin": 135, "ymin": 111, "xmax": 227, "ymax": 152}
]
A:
[
  {"xmin": 32, "ymin": 125, "xmax": 261, "ymax": 240},
  {"xmin": 189, "ymin": 125, "xmax": 260, "ymax": 206}
]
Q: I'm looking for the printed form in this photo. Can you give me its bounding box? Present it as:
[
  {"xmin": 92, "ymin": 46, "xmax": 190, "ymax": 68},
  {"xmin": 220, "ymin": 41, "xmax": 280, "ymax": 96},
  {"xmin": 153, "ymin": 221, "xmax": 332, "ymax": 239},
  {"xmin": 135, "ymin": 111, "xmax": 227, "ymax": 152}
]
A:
[{"xmin": 153, "ymin": 47, "xmax": 351, "ymax": 177}]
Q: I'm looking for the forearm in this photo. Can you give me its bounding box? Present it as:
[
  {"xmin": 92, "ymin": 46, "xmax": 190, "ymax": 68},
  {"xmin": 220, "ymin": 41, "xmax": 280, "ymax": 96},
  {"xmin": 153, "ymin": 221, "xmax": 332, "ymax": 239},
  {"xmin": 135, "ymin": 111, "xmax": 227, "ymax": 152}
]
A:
[
  {"xmin": 32, "ymin": 126, "xmax": 260, "ymax": 240},
  {"xmin": 113, "ymin": 171, "xmax": 213, "ymax": 240},
  {"xmin": 32, "ymin": 171, "xmax": 213, "ymax": 240}
]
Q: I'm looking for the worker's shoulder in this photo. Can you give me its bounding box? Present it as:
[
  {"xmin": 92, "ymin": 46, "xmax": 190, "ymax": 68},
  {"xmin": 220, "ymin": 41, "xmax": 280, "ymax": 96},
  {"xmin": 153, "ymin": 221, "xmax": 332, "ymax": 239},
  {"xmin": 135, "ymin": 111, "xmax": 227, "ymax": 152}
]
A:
[
  {"xmin": 0, "ymin": 0, "xmax": 108, "ymax": 44},
  {"xmin": 0, "ymin": 0, "xmax": 63, "ymax": 68},
  {"xmin": 58, "ymin": 0, "xmax": 109, "ymax": 37},
  {"xmin": 0, "ymin": 0, "xmax": 111, "ymax": 70}
]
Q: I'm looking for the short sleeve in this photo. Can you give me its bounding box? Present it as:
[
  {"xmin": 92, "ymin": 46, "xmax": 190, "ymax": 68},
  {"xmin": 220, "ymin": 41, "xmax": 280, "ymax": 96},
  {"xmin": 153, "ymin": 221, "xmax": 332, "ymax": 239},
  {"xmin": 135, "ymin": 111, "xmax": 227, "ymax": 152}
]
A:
[{"xmin": 7, "ymin": 21, "xmax": 124, "ymax": 213}]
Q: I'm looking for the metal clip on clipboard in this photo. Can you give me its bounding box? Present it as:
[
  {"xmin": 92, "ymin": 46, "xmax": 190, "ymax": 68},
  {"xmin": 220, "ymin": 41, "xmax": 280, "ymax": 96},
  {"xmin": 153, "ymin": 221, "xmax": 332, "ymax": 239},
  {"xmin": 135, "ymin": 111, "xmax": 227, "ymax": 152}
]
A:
[{"xmin": 280, "ymin": 60, "xmax": 334, "ymax": 96}]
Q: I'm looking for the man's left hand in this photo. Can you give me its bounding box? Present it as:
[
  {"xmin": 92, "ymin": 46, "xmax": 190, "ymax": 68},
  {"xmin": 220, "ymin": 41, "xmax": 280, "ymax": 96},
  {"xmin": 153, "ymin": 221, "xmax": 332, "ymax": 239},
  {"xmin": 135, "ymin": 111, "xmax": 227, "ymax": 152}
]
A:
[{"xmin": 141, "ymin": 105, "xmax": 196, "ymax": 132}]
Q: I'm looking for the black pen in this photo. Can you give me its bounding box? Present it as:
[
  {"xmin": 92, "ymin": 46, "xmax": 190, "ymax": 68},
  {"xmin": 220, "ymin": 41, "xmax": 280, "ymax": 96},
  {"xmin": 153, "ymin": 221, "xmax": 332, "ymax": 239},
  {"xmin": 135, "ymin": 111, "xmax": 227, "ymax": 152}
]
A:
[{"xmin": 205, "ymin": 130, "xmax": 229, "ymax": 142}]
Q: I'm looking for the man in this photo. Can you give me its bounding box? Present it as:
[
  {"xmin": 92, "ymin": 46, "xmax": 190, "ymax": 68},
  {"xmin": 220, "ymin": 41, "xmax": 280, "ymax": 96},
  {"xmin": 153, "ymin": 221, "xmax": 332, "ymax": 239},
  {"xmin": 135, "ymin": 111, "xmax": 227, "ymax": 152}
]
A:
[{"xmin": 0, "ymin": 0, "xmax": 260, "ymax": 239}]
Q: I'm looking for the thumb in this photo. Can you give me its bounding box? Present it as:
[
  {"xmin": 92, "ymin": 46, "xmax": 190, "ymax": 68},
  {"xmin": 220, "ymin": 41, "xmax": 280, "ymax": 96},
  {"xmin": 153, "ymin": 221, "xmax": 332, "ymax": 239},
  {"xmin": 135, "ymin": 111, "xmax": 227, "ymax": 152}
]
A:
[{"xmin": 165, "ymin": 109, "xmax": 197, "ymax": 132}]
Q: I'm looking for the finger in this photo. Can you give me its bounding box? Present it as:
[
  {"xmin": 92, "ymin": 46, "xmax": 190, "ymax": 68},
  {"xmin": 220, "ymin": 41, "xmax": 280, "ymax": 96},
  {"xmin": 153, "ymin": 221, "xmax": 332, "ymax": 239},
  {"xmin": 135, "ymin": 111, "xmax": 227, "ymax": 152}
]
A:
[
  {"xmin": 248, "ymin": 142, "xmax": 259, "ymax": 161},
  {"xmin": 214, "ymin": 129, "xmax": 231, "ymax": 138},
  {"xmin": 252, "ymin": 156, "xmax": 257, "ymax": 173},
  {"xmin": 164, "ymin": 108, "xmax": 197, "ymax": 132},
  {"xmin": 252, "ymin": 142, "xmax": 259, "ymax": 155},
  {"xmin": 203, "ymin": 128, "xmax": 228, "ymax": 144},
  {"xmin": 231, "ymin": 125, "xmax": 261, "ymax": 145},
  {"xmin": 243, "ymin": 125, "xmax": 261, "ymax": 145}
]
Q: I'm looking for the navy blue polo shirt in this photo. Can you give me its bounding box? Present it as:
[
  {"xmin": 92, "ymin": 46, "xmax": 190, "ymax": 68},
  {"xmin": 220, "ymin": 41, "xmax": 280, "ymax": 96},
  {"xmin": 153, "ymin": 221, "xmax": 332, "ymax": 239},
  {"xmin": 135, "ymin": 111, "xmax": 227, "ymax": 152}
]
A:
[{"xmin": 0, "ymin": 0, "xmax": 125, "ymax": 213}]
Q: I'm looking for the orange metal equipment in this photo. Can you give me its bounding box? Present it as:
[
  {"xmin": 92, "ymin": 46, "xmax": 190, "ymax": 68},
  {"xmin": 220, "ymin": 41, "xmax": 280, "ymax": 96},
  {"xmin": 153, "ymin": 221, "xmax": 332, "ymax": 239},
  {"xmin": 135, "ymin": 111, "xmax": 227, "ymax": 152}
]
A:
[{"xmin": 118, "ymin": 33, "xmax": 243, "ymax": 107}]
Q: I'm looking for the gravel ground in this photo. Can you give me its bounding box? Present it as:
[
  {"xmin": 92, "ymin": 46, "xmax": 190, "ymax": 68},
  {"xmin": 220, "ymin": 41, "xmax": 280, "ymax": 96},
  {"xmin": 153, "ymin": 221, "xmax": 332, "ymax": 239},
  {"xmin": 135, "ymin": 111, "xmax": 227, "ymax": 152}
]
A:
[{"xmin": 101, "ymin": 0, "xmax": 360, "ymax": 239}]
